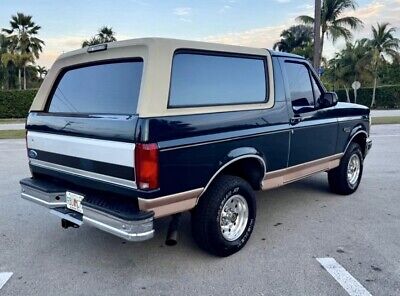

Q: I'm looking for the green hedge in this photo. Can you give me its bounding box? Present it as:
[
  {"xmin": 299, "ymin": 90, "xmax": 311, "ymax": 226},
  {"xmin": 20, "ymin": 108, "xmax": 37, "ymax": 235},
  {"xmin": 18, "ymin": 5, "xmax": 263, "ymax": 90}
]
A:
[
  {"xmin": 336, "ymin": 85, "xmax": 400, "ymax": 109},
  {"xmin": 0, "ymin": 89, "xmax": 37, "ymax": 118}
]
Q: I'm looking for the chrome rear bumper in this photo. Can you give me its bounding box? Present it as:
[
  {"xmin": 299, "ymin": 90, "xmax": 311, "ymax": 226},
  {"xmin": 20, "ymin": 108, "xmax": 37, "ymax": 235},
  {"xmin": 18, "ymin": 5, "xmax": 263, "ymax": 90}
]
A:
[{"xmin": 20, "ymin": 181, "xmax": 154, "ymax": 242}]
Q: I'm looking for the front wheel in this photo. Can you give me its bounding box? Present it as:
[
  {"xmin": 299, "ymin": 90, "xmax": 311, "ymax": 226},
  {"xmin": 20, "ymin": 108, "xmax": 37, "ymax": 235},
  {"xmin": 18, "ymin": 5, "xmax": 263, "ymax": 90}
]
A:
[
  {"xmin": 328, "ymin": 142, "xmax": 364, "ymax": 195},
  {"xmin": 191, "ymin": 175, "xmax": 256, "ymax": 257}
]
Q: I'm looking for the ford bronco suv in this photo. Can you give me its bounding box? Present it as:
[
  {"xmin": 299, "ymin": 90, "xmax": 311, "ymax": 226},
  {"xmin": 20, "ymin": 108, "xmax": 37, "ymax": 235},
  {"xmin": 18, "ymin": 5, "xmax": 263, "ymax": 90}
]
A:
[{"xmin": 20, "ymin": 38, "xmax": 372, "ymax": 256}]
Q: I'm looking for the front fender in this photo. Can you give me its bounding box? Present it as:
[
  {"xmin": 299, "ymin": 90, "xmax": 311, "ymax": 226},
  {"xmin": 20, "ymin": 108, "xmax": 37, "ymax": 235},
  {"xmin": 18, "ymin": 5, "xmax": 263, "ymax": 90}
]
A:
[{"xmin": 343, "ymin": 126, "xmax": 368, "ymax": 154}]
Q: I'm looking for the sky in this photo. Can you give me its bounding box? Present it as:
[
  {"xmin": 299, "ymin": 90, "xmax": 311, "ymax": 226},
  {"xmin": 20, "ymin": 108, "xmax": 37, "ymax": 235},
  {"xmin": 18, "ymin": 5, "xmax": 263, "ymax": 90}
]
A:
[{"xmin": 1, "ymin": 0, "xmax": 399, "ymax": 68}]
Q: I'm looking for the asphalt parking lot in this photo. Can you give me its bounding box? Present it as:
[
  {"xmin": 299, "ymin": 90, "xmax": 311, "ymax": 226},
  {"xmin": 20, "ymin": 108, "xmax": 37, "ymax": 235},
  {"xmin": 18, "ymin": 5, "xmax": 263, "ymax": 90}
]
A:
[{"xmin": 0, "ymin": 125, "xmax": 399, "ymax": 296}]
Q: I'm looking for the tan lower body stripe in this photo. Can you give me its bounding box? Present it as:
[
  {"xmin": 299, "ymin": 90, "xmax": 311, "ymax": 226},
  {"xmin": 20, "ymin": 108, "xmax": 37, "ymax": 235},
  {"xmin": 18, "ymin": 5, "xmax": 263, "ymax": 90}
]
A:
[
  {"xmin": 262, "ymin": 153, "xmax": 343, "ymax": 190},
  {"xmin": 138, "ymin": 154, "xmax": 343, "ymax": 218}
]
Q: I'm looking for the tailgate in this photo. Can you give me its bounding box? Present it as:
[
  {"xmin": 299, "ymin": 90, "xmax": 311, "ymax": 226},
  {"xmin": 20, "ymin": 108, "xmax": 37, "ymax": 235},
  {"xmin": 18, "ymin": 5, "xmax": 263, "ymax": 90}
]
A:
[{"xmin": 26, "ymin": 114, "xmax": 138, "ymax": 191}]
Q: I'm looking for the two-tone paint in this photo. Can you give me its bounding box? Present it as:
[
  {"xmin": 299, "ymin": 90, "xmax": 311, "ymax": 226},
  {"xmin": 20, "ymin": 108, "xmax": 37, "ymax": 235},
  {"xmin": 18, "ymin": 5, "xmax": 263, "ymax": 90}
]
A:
[{"xmin": 25, "ymin": 46, "xmax": 370, "ymax": 219}]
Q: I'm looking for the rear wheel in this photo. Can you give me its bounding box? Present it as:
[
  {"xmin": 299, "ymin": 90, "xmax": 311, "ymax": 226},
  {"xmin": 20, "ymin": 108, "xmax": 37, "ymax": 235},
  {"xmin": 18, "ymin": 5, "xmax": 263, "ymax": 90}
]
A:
[
  {"xmin": 191, "ymin": 175, "xmax": 256, "ymax": 257},
  {"xmin": 328, "ymin": 142, "xmax": 364, "ymax": 195}
]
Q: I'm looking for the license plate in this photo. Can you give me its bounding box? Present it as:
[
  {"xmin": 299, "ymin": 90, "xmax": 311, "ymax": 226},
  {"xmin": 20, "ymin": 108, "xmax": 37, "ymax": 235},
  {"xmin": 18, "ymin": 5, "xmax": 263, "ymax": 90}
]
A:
[{"xmin": 66, "ymin": 191, "xmax": 84, "ymax": 214}]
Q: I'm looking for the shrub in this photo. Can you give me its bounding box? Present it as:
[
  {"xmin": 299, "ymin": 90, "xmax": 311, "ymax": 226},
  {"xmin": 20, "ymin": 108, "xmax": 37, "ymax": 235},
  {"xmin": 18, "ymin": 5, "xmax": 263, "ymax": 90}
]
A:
[
  {"xmin": 0, "ymin": 89, "xmax": 38, "ymax": 118},
  {"xmin": 336, "ymin": 85, "xmax": 400, "ymax": 109}
]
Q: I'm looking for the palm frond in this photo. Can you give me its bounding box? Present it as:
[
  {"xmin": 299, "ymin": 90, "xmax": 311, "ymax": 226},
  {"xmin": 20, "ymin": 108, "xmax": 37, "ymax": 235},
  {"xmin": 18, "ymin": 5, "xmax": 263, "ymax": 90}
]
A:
[
  {"xmin": 332, "ymin": 16, "xmax": 363, "ymax": 30},
  {"xmin": 296, "ymin": 15, "xmax": 314, "ymax": 25},
  {"xmin": 327, "ymin": 25, "xmax": 352, "ymax": 42}
]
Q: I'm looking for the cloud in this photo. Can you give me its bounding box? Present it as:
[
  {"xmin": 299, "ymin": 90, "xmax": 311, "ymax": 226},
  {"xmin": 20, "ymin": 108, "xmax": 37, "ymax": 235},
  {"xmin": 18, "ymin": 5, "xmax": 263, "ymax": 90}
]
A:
[
  {"xmin": 173, "ymin": 7, "xmax": 192, "ymax": 22},
  {"xmin": 348, "ymin": 0, "xmax": 400, "ymax": 32},
  {"xmin": 173, "ymin": 7, "xmax": 192, "ymax": 16},
  {"xmin": 37, "ymin": 36, "xmax": 83, "ymax": 68},
  {"xmin": 323, "ymin": 0, "xmax": 400, "ymax": 57},
  {"xmin": 204, "ymin": 24, "xmax": 287, "ymax": 49},
  {"xmin": 205, "ymin": 0, "xmax": 400, "ymax": 59},
  {"xmin": 219, "ymin": 5, "xmax": 232, "ymax": 13},
  {"xmin": 275, "ymin": 0, "xmax": 291, "ymax": 3},
  {"xmin": 36, "ymin": 33, "xmax": 134, "ymax": 68},
  {"xmin": 37, "ymin": 0, "xmax": 400, "ymax": 68}
]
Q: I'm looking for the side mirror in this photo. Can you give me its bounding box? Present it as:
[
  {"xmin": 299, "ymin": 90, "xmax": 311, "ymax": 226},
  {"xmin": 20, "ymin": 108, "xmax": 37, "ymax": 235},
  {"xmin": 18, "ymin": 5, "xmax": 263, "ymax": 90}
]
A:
[{"xmin": 319, "ymin": 92, "xmax": 338, "ymax": 108}]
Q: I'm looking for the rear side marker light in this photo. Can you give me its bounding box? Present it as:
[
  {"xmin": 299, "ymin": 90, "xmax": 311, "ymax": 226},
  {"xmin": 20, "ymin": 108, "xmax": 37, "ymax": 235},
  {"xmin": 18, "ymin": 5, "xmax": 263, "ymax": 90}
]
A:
[{"xmin": 135, "ymin": 143, "xmax": 159, "ymax": 190}]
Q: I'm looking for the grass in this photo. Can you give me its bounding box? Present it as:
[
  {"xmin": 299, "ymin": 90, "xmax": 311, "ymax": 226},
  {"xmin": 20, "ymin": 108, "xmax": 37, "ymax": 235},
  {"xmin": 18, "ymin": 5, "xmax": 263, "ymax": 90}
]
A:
[
  {"xmin": 372, "ymin": 116, "xmax": 400, "ymax": 125},
  {"xmin": 0, "ymin": 130, "xmax": 25, "ymax": 139},
  {"xmin": 0, "ymin": 118, "xmax": 25, "ymax": 124}
]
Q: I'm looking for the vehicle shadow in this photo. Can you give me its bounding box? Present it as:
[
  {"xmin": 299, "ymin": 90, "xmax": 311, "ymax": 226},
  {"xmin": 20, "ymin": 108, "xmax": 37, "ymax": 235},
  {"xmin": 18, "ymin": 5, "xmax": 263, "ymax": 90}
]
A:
[{"xmin": 53, "ymin": 173, "xmax": 335, "ymax": 261}]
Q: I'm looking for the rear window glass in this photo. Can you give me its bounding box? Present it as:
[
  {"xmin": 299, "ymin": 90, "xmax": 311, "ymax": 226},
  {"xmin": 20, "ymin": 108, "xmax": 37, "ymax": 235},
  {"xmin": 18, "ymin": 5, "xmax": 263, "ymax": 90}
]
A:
[
  {"xmin": 48, "ymin": 60, "xmax": 143, "ymax": 114},
  {"xmin": 169, "ymin": 52, "xmax": 267, "ymax": 107}
]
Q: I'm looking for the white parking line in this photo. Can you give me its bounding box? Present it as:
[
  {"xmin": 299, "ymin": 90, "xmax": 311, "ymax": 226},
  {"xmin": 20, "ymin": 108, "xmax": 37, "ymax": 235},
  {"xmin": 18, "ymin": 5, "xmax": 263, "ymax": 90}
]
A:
[
  {"xmin": 317, "ymin": 258, "xmax": 372, "ymax": 296},
  {"xmin": 372, "ymin": 135, "xmax": 400, "ymax": 137},
  {"xmin": 0, "ymin": 272, "xmax": 13, "ymax": 290}
]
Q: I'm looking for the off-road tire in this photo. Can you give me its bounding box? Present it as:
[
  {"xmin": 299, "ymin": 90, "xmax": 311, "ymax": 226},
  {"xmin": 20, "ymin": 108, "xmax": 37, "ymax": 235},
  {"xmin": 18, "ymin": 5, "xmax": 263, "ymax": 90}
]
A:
[
  {"xmin": 328, "ymin": 142, "xmax": 364, "ymax": 195},
  {"xmin": 191, "ymin": 175, "xmax": 256, "ymax": 257}
]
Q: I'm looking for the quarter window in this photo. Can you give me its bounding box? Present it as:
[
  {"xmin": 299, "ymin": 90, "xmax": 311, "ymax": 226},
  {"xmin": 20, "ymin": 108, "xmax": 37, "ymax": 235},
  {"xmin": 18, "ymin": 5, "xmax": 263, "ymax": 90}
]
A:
[
  {"xmin": 169, "ymin": 52, "xmax": 267, "ymax": 107},
  {"xmin": 285, "ymin": 62, "xmax": 315, "ymax": 111}
]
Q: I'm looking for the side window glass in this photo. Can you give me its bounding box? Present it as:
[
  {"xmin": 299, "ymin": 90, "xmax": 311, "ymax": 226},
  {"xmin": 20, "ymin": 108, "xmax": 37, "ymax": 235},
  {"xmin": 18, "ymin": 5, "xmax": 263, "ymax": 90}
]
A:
[
  {"xmin": 284, "ymin": 62, "xmax": 315, "ymax": 112},
  {"xmin": 169, "ymin": 52, "xmax": 267, "ymax": 107}
]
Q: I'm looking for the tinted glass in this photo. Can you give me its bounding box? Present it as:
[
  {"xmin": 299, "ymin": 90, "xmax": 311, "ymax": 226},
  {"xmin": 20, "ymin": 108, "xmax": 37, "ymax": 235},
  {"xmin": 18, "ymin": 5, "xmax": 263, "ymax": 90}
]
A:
[
  {"xmin": 285, "ymin": 62, "xmax": 314, "ymax": 110},
  {"xmin": 272, "ymin": 57, "xmax": 285, "ymax": 102},
  {"xmin": 169, "ymin": 53, "xmax": 267, "ymax": 107},
  {"xmin": 48, "ymin": 60, "xmax": 143, "ymax": 114}
]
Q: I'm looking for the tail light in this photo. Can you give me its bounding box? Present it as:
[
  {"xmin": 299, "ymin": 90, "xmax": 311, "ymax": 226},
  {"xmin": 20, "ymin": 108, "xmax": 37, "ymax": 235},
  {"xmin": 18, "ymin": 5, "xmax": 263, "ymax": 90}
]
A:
[{"xmin": 135, "ymin": 143, "xmax": 159, "ymax": 190}]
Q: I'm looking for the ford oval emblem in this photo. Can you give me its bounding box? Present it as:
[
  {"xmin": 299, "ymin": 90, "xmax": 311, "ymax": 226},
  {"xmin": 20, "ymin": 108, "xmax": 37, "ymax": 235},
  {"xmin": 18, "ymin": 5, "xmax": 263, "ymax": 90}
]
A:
[{"xmin": 28, "ymin": 149, "xmax": 38, "ymax": 159}]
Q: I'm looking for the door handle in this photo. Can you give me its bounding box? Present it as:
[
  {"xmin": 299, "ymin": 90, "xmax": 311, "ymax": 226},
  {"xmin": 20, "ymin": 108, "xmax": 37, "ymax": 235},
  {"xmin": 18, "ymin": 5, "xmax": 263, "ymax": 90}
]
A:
[{"xmin": 290, "ymin": 116, "xmax": 302, "ymax": 125}]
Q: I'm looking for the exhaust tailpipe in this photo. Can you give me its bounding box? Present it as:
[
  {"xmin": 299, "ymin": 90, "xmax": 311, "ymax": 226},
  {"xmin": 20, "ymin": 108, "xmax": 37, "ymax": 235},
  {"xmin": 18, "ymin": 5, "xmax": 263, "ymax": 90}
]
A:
[
  {"xmin": 165, "ymin": 213, "xmax": 181, "ymax": 246},
  {"xmin": 61, "ymin": 218, "xmax": 80, "ymax": 229}
]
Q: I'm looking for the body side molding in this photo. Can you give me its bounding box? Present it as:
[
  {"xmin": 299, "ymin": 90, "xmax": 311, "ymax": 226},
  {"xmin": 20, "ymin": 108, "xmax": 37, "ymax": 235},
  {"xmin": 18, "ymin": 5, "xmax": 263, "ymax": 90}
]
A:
[
  {"xmin": 262, "ymin": 153, "xmax": 343, "ymax": 190},
  {"xmin": 138, "ymin": 188, "xmax": 203, "ymax": 218}
]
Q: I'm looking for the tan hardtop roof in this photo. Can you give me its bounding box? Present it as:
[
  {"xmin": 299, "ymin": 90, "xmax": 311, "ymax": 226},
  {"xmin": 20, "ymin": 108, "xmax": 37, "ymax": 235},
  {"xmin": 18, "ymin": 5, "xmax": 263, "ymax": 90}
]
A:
[
  {"xmin": 57, "ymin": 37, "xmax": 268, "ymax": 61},
  {"xmin": 31, "ymin": 37, "xmax": 275, "ymax": 116}
]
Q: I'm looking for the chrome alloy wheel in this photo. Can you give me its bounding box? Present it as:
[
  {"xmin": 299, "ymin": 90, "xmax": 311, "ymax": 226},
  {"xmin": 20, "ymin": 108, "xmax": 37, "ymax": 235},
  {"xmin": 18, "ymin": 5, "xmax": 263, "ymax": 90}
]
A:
[
  {"xmin": 220, "ymin": 194, "xmax": 249, "ymax": 241},
  {"xmin": 347, "ymin": 154, "xmax": 361, "ymax": 187}
]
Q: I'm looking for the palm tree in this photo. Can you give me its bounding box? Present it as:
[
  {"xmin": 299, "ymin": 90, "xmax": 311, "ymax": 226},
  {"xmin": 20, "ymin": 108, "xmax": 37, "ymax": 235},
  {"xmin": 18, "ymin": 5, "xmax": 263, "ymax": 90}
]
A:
[
  {"xmin": 36, "ymin": 65, "xmax": 47, "ymax": 79},
  {"xmin": 0, "ymin": 33, "xmax": 8, "ymax": 89},
  {"xmin": 82, "ymin": 26, "xmax": 117, "ymax": 47},
  {"xmin": 1, "ymin": 52, "xmax": 33, "ymax": 90},
  {"xmin": 297, "ymin": 0, "xmax": 363, "ymax": 67},
  {"xmin": 325, "ymin": 39, "xmax": 372, "ymax": 102},
  {"xmin": 274, "ymin": 25, "xmax": 313, "ymax": 53},
  {"xmin": 2, "ymin": 13, "xmax": 44, "ymax": 89},
  {"xmin": 97, "ymin": 26, "xmax": 116, "ymax": 43},
  {"xmin": 82, "ymin": 36, "xmax": 98, "ymax": 48},
  {"xmin": 367, "ymin": 23, "xmax": 400, "ymax": 107}
]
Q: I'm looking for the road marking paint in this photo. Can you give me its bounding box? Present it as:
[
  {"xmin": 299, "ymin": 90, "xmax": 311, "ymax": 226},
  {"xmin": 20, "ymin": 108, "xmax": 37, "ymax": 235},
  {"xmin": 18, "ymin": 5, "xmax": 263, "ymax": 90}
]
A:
[
  {"xmin": 371, "ymin": 135, "xmax": 400, "ymax": 137},
  {"xmin": 317, "ymin": 258, "xmax": 372, "ymax": 296},
  {"xmin": 0, "ymin": 272, "xmax": 13, "ymax": 290}
]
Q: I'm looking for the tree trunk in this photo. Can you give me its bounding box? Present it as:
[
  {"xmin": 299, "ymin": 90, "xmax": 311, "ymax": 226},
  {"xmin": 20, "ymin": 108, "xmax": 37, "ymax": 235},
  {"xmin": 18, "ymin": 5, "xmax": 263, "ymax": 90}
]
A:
[
  {"xmin": 345, "ymin": 87, "xmax": 350, "ymax": 102},
  {"xmin": 313, "ymin": 0, "xmax": 322, "ymax": 69},
  {"xmin": 319, "ymin": 31, "xmax": 325, "ymax": 66},
  {"xmin": 371, "ymin": 75, "xmax": 377, "ymax": 108},
  {"xmin": 23, "ymin": 66, "xmax": 27, "ymax": 90},
  {"xmin": 18, "ymin": 68, "xmax": 22, "ymax": 90}
]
